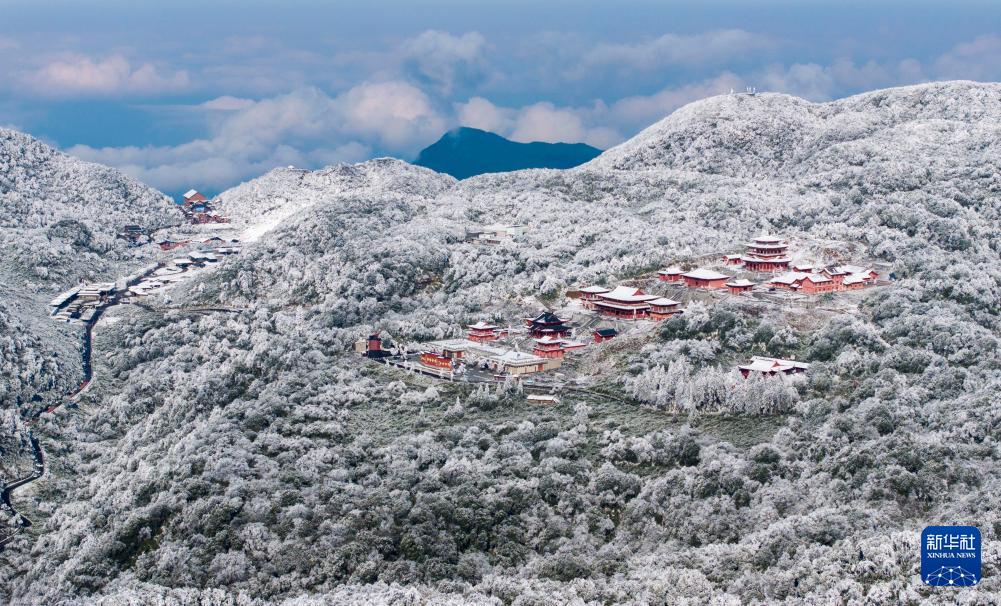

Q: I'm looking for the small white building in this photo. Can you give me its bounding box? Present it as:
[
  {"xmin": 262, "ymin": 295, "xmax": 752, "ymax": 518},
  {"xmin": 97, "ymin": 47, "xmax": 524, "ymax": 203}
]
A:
[
  {"xmin": 738, "ymin": 356, "xmax": 810, "ymax": 378},
  {"xmin": 488, "ymin": 350, "xmax": 555, "ymax": 375},
  {"xmin": 527, "ymin": 394, "xmax": 561, "ymax": 405}
]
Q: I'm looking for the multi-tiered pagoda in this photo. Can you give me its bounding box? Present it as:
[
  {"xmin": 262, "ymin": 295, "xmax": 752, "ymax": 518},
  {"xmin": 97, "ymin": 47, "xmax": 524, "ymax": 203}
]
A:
[{"xmin": 741, "ymin": 235, "xmax": 791, "ymax": 272}]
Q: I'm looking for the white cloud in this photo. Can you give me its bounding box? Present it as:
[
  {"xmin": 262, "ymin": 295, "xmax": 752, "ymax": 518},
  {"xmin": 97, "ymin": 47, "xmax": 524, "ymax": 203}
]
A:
[
  {"xmin": 201, "ymin": 96, "xmax": 256, "ymax": 111},
  {"xmin": 572, "ymin": 30, "xmax": 773, "ymax": 77},
  {"xmin": 455, "ymin": 96, "xmax": 514, "ymax": 133},
  {"xmin": 932, "ymin": 34, "xmax": 1001, "ymax": 82},
  {"xmin": 608, "ymin": 73, "xmax": 745, "ymax": 131},
  {"xmin": 401, "ymin": 30, "xmax": 489, "ymax": 93},
  {"xmin": 66, "ymin": 83, "xmax": 443, "ymax": 192},
  {"xmin": 37, "ymin": 28, "xmax": 1001, "ymax": 195},
  {"xmin": 24, "ymin": 54, "xmax": 189, "ymax": 96},
  {"xmin": 455, "ymin": 74, "xmax": 745, "ymax": 149},
  {"xmin": 335, "ymin": 80, "xmax": 446, "ymax": 148},
  {"xmin": 509, "ymin": 102, "xmax": 587, "ymax": 143}
]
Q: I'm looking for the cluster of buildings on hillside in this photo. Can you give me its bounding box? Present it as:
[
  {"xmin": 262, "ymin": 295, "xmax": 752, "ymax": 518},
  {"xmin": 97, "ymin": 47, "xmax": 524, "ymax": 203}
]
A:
[
  {"xmin": 179, "ymin": 190, "xmax": 230, "ymax": 225},
  {"xmin": 126, "ymin": 248, "xmax": 236, "ymax": 299},
  {"xmin": 360, "ymin": 323, "xmax": 812, "ymax": 384},
  {"xmin": 49, "ymin": 283, "xmax": 117, "ymax": 323},
  {"xmin": 49, "ymin": 243, "xmax": 240, "ymax": 323},
  {"xmin": 114, "ymin": 189, "xmax": 233, "ymax": 250},
  {"xmin": 358, "ymin": 309, "xmax": 627, "ymax": 379},
  {"xmin": 116, "ymin": 225, "xmax": 150, "ymax": 248},
  {"xmin": 658, "ymin": 235, "xmax": 879, "ymax": 295},
  {"xmin": 416, "ymin": 312, "xmax": 595, "ymax": 377},
  {"xmin": 156, "ymin": 236, "xmax": 241, "ymax": 254},
  {"xmin": 354, "ymin": 233, "xmax": 880, "ymax": 388}
]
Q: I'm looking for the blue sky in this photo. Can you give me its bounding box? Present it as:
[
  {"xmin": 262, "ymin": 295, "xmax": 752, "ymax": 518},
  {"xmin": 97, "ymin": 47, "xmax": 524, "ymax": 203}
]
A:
[{"xmin": 3, "ymin": 0, "xmax": 1001, "ymax": 196}]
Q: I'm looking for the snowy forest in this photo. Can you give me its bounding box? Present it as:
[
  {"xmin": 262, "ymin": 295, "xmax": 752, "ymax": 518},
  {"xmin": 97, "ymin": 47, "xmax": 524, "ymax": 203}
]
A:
[{"xmin": 1, "ymin": 81, "xmax": 1000, "ymax": 604}]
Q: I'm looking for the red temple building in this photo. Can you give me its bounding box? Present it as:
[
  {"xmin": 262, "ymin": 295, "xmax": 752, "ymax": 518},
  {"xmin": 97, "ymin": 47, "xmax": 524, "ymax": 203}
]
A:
[
  {"xmin": 578, "ymin": 285, "xmax": 611, "ymax": 310},
  {"xmin": 182, "ymin": 189, "xmax": 207, "ymax": 205},
  {"xmin": 740, "ymin": 235, "xmax": 791, "ymax": 272},
  {"xmin": 681, "ymin": 268, "xmax": 731, "ymax": 289},
  {"xmin": 362, "ymin": 333, "xmax": 392, "ymax": 359},
  {"xmin": 649, "ymin": 297, "xmax": 682, "ymax": 320},
  {"xmin": 593, "ymin": 286, "xmax": 659, "ymax": 319},
  {"xmin": 533, "ymin": 336, "xmax": 566, "ymax": 358},
  {"xmin": 156, "ymin": 239, "xmax": 190, "ymax": 251},
  {"xmin": 842, "ymin": 272, "xmax": 876, "ymax": 290},
  {"xmin": 526, "ymin": 311, "xmax": 572, "ymax": 338},
  {"xmin": 467, "ymin": 321, "xmax": 502, "ymax": 342},
  {"xmin": 593, "ymin": 328, "xmax": 618, "ymax": 343},
  {"xmin": 420, "ymin": 351, "xmax": 453, "ymax": 369},
  {"xmin": 726, "ymin": 279, "xmax": 755, "ymax": 294},
  {"xmin": 822, "ymin": 265, "xmax": 878, "ymax": 286},
  {"xmin": 657, "ymin": 267, "xmax": 684, "ymax": 282},
  {"xmin": 769, "ymin": 272, "xmax": 836, "ymax": 294}
]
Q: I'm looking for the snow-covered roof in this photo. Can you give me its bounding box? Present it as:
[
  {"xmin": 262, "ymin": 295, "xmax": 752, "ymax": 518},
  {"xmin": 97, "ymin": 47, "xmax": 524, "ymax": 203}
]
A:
[
  {"xmin": 49, "ymin": 286, "xmax": 80, "ymax": 307},
  {"xmin": 682, "ymin": 268, "xmax": 731, "ymax": 281},
  {"xmin": 599, "ymin": 285, "xmax": 658, "ymax": 302},
  {"xmin": 752, "ymin": 235, "xmax": 784, "ymax": 244},
  {"xmin": 770, "ymin": 272, "xmax": 802, "ymax": 285},
  {"xmin": 529, "ymin": 311, "xmax": 566, "ymax": 324},
  {"xmin": 726, "ymin": 279, "xmax": 755, "ymax": 287},
  {"xmin": 579, "ymin": 285, "xmax": 611, "ymax": 293},
  {"xmin": 649, "ymin": 297, "xmax": 680, "ymax": 306},
  {"xmin": 739, "ymin": 356, "xmax": 811, "ymax": 373},
  {"xmin": 527, "ymin": 394, "xmax": 560, "ymax": 403},
  {"xmin": 835, "ymin": 264, "xmax": 868, "ymax": 275},
  {"xmin": 468, "ymin": 321, "xmax": 499, "ymax": 330},
  {"xmin": 491, "ymin": 350, "xmax": 544, "ymax": 365},
  {"xmin": 534, "ymin": 336, "xmax": 563, "ymax": 344},
  {"xmin": 183, "ymin": 189, "xmax": 199, "ymax": 199},
  {"xmin": 769, "ymin": 271, "xmax": 829, "ymax": 285},
  {"xmin": 78, "ymin": 282, "xmax": 115, "ymax": 293},
  {"xmin": 842, "ymin": 273, "xmax": 871, "ymax": 285},
  {"xmin": 742, "ymin": 255, "xmax": 791, "ymax": 263},
  {"xmin": 658, "ymin": 266, "xmax": 683, "ymax": 274},
  {"xmin": 594, "ymin": 300, "xmax": 651, "ymax": 311}
]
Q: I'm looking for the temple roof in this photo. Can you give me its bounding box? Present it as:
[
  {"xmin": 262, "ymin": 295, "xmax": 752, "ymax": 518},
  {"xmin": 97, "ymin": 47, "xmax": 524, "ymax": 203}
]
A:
[
  {"xmin": 682, "ymin": 268, "xmax": 731, "ymax": 281},
  {"xmin": 600, "ymin": 285, "xmax": 659, "ymax": 302}
]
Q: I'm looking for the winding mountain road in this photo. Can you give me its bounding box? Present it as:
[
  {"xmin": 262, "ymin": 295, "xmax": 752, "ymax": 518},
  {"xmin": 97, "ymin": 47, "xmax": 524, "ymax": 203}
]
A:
[{"xmin": 0, "ymin": 434, "xmax": 44, "ymax": 550}]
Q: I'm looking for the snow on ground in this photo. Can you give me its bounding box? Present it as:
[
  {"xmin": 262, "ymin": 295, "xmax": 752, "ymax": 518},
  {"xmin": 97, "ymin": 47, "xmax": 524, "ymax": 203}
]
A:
[{"xmin": 241, "ymin": 198, "xmax": 308, "ymax": 242}]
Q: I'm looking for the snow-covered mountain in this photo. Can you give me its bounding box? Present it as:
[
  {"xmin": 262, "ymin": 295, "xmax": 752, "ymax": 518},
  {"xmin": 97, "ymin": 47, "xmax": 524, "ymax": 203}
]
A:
[
  {"xmin": 214, "ymin": 159, "xmax": 455, "ymax": 241},
  {"xmin": 3, "ymin": 82, "xmax": 1001, "ymax": 604},
  {"xmin": 0, "ymin": 128, "xmax": 178, "ymax": 410}
]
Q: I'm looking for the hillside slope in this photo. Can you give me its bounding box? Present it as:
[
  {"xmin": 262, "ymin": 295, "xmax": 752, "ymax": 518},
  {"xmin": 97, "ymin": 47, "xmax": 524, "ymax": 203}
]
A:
[
  {"xmin": 3, "ymin": 82, "xmax": 1001, "ymax": 604},
  {"xmin": 213, "ymin": 159, "xmax": 456, "ymax": 240},
  {"xmin": 0, "ymin": 128, "xmax": 179, "ymax": 410}
]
